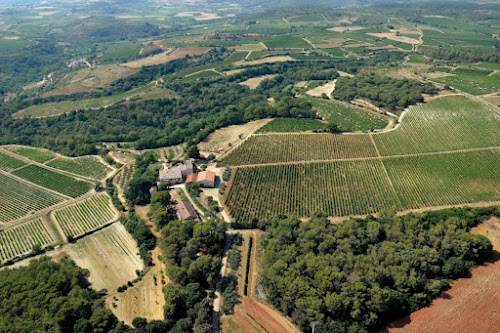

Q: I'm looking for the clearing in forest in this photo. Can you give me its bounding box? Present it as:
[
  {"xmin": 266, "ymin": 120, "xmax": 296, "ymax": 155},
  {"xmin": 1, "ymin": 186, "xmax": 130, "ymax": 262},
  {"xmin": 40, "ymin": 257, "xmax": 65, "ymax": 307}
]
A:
[
  {"xmin": 240, "ymin": 74, "xmax": 277, "ymax": 89},
  {"xmin": 198, "ymin": 119, "xmax": 272, "ymax": 154},
  {"xmin": 65, "ymin": 222, "xmax": 143, "ymax": 292},
  {"xmin": 123, "ymin": 46, "xmax": 211, "ymax": 68},
  {"xmin": 385, "ymin": 217, "xmax": 500, "ymax": 333}
]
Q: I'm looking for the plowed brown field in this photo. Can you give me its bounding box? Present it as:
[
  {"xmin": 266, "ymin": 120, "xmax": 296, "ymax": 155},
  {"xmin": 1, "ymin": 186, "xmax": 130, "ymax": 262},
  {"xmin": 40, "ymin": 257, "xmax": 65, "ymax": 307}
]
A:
[{"xmin": 384, "ymin": 217, "xmax": 500, "ymax": 333}]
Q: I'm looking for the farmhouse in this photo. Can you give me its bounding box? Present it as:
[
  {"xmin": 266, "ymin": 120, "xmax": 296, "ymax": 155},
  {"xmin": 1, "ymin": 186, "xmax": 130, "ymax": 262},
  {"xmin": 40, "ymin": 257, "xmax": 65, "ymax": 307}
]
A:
[
  {"xmin": 183, "ymin": 170, "xmax": 216, "ymax": 187},
  {"xmin": 197, "ymin": 171, "xmax": 216, "ymax": 187},
  {"xmin": 159, "ymin": 159, "xmax": 196, "ymax": 185},
  {"xmin": 175, "ymin": 201, "xmax": 200, "ymax": 222}
]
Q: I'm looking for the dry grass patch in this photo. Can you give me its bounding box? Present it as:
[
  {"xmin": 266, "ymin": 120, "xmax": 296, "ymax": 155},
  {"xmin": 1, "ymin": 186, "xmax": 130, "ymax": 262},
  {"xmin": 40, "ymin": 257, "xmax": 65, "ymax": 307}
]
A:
[
  {"xmin": 230, "ymin": 44, "xmax": 266, "ymax": 52},
  {"xmin": 64, "ymin": 223, "xmax": 144, "ymax": 292},
  {"xmin": 367, "ymin": 32, "xmax": 420, "ymax": 45},
  {"xmin": 329, "ymin": 26, "xmax": 365, "ymax": 32},
  {"xmin": 198, "ymin": 119, "xmax": 272, "ymax": 155},
  {"xmin": 43, "ymin": 65, "xmax": 138, "ymax": 97},
  {"xmin": 240, "ymin": 74, "xmax": 277, "ymax": 89},
  {"xmin": 123, "ymin": 46, "xmax": 211, "ymax": 68},
  {"xmin": 233, "ymin": 56, "xmax": 295, "ymax": 67},
  {"xmin": 305, "ymin": 79, "xmax": 336, "ymax": 97}
]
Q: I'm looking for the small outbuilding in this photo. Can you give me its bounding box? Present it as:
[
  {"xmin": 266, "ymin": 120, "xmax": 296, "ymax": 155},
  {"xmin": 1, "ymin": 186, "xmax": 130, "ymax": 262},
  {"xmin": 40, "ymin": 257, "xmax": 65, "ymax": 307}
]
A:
[
  {"xmin": 185, "ymin": 173, "xmax": 198, "ymax": 185},
  {"xmin": 149, "ymin": 186, "xmax": 158, "ymax": 197},
  {"xmin": 175, "ymin": 201, "xmax": 200, "ymax": 222}
]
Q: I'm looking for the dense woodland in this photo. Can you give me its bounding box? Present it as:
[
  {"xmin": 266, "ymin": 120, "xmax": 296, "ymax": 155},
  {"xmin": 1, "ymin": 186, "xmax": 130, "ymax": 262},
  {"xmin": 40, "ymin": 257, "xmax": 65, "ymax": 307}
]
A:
[
  {"xmin": 334, "ymin": 74, "xmax": 438, "ymax": 111},
  {"xmin": 262, "ymin": 207, "xmax": 498, "ymax": 332}
]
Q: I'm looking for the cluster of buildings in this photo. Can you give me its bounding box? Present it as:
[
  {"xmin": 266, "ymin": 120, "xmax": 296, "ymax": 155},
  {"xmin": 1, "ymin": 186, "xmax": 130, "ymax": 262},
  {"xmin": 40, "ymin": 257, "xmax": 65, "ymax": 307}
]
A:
[
  {"xmin": 155, "ymin": 159, "xmax": 218, "ymax": 223},
  {"xmin": 158, "ymin": 159, "xmax": 216, "ymax": 188}
]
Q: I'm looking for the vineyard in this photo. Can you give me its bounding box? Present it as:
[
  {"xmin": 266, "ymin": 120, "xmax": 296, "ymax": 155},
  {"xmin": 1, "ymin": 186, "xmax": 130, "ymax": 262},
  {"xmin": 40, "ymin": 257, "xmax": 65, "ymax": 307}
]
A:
[
  {"xmin": 5, "ymin": 146, "xmax": 56, "ymax": 163},
  {"xmin": 0, "ymin": 173, "xmax": 64, "ymax": 224},
  {"xmin": 0, "ymin": 218, "xmax": 55, "ymax": 264},
  {"xmin": 373, "ymin": 96, "xmax": 500, "ymax": 156},
  {"xmin": 12, "ymin": 165, "xmax": 93, "ymax": 198},
  {"xmin": 114, "ymin": 163, "xmax": 135, "ymax": 190},
  {"xmin": 0, "ymin": 151, "xmax": 26, "ymax": 172},
  {"xmin": 219, "ymin": 133, "xmax": 377, "ymax": 166},
  {"xmin": 53, "ymin": 194, "xmax": 117, "ymax": 239},
  {"xmin": 47, "ymin": 156, "xmax": 112, "ymax": 180},
  {"xmin": 224, "ymin": 159, "xmax": 400, "ymax": 222},
  {"xmin": 384, "ymin": 149, "xmax": 500, "ymax": 209}
]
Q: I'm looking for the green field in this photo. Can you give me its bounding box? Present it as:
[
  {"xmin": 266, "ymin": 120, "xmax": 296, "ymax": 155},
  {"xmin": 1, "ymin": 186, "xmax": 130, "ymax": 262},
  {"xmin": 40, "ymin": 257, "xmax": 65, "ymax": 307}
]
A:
[
  {"xmin": 0, "ymin": 173, "xmax": 64, "ymax": 223},
  {"xmin": 0, "ymin": 151, "xmax": 26, "ymax": 172},
  {"xmin": 12, "ymin": 165, "xmax": 93, "ymax": 198},
  {"xmin": 256, "ymin": 118, "xmax": 327, "ymax": 133},
  {"xmin": 219, "ymin": 133, "xmax": 377, "ymax": 166},
  {"xmin": 53, "ymin": 194, "xmax": 117, "ymax": 238},
  {"xmin": 225, "ymin": 159, "xmax": 400, "ymax": 222},
  {"xmin": 47, "ymin": 156, "xmax": 112, "ymax": 180},
  {"xmin": 373, "ymin": 96, "xmax": 500, "ymax": 155},
  {"xmin": 6, "ymin": 146, "xmax": 56, "ymax": 163},
  {"xmin": 0, "ymin": 39, "xmax": 34, "ymax": 52},
  {"xmin": 261, "ymin": 35, "xmax": 311, "ymax": 49},
  {"xmin": 0, "ymin": 219, "xmax": 55, "ymax": 263},
  {"xmin": 384, "ymin": 149, "xmax": 500, "ymax": 210},
  {"xmin": 431, "ymin": 69, "xmax": 500, "ymax": 95},
  {"xmin": 308, "ymin": 98, "xmax": 390, "ymax": 131}
]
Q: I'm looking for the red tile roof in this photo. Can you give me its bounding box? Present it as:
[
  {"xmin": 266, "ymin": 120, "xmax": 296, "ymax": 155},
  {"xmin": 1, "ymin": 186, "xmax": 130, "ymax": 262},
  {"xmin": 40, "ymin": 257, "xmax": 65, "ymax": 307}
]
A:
[
  {"xmin": 186, "ymin": 173, "xmax": 198, "ymax": 184},
  {"xmin": 197, "ymin": 171, "xmax": 215, "ymax": 183}
]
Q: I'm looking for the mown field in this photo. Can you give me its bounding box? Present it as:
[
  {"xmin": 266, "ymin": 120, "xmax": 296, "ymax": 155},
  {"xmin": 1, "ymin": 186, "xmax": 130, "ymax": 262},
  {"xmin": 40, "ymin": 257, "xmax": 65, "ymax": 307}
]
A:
[
  {"xmin": 47, "ymin": 156, "xmax": 112, "ymax": 180},
  {"xmin": 0, "ymin": 173, "xmax": 64, "ymax": 224},
  {"xmin": 219, "ymin": 133, "xmax": 378, "ymax": 166},
  {"xmin": 373, "ymin": 96, "xmax": 500, "ymax": 155},
  {"xmin": 53, "ymin": 194, "xmax": 117, "ymax": 239},
  {"xmin": 64, "ymin": 223, "xmax": 143, "ymax": 291},
  {"xmin": 0, "ymin": 218, "xmax": 54, "ymax": 264},
  {"xmin": 308, "ymin": 98, "xmax": 390, "ymax": 131},
  {"xmin": 12, "ymin": 165, "xmax": 93, "ymax": 198}
]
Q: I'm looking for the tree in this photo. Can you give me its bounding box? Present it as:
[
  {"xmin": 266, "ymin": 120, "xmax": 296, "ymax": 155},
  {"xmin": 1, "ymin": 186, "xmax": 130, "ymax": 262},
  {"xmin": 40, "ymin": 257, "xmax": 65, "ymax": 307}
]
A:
[
  {"xmin": 186, "ymin": 143, "xmax": 200, "ymax": 159},
  {"xmin": 127, "ymin": 177, "xmax": 155, "ymax": 205}
]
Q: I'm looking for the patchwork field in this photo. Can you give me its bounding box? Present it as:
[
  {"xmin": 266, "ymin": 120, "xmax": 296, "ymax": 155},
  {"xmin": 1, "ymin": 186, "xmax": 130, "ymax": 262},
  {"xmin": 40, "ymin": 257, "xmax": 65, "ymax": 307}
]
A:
[
  {"xmin": 0, "ymin": 173, "xmax": 64, "ymax": 224},
  {"xmin": 0, "ymin": 218, "xmax": 54, "ymax": 264},
  {"xmin": 52, "ymin": 194, "xmax": 117, "ymax": 239},
  {"xmin": 65, "ymin": 223, "xmax": 143, "ymax": 291},
  {"xmin": 12, "ymin": 165, "xmax": 93, "ymax": 198},
  {"xmin": 47, "ymin": 156, "xmax": 112, "ymax": 180},
  {"xmin": 219, "ymin": 133, "xmax": 378, "ymax": 166}
]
